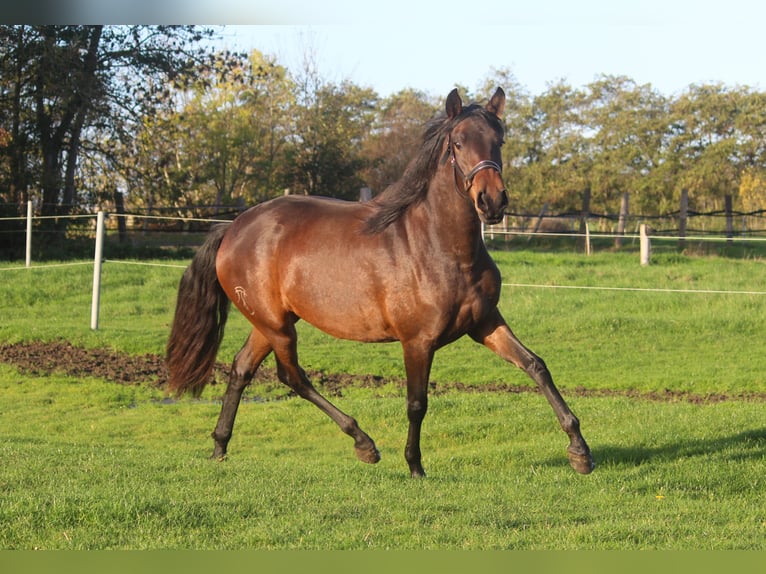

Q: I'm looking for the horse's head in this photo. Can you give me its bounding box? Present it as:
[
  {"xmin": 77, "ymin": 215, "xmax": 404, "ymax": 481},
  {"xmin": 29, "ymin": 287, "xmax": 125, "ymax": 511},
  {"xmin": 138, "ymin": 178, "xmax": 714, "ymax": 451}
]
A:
[{"xmin": 445, "ymin": 88, "xmax": 508, "ymax": 225}]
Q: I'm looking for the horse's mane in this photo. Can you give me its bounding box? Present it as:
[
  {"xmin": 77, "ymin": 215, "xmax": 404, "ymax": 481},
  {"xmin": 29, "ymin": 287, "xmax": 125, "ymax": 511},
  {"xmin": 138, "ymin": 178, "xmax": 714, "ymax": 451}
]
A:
[{"xmin": 363, "ymin": 103, "xmax": 500, "ymax": 234}]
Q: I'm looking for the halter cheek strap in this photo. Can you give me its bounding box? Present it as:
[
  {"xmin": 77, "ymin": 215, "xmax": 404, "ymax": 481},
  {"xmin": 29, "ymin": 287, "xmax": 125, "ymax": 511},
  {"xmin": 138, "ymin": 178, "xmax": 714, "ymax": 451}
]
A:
[{"xmin": 447, "ymin": 134, "xmax": 503, "ymax": 198}]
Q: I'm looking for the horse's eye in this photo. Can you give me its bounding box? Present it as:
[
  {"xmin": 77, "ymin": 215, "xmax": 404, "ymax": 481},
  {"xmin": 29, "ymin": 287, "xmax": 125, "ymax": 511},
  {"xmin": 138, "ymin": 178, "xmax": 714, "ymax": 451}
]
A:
[{"xmin": 454, "ymin": 141, "xmax": 462, "ymax": 151}]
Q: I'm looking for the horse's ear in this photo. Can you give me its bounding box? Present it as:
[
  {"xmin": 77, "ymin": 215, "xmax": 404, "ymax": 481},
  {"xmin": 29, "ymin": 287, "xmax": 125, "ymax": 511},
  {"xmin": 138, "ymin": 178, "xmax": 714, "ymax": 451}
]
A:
[
  {"xmin": 446, "ymin": 88, "xmax": 462, "ymax": 119},
  {"xmin": 487, "ymin": 87, "xmax": 506, "ymax": 118}
]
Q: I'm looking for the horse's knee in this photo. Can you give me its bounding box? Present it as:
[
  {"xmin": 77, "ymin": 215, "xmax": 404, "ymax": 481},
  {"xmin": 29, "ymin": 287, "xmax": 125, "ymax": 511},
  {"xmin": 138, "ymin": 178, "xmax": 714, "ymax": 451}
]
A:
[
  {"xmin": 407, "ymin": 398, "xmax": 428, "ymax": 423},
  {"xmin": 407, "ymin": 400, "xmax": 428, "ymax": 434}
]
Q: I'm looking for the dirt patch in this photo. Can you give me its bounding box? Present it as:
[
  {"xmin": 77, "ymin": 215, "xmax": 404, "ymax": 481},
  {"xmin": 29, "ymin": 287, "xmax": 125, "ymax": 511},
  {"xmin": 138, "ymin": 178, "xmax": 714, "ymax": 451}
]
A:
[
  {"xmin": 0, "ymin": 340, "xmax": 170, "ymax": 386},
  {"xmin": 0, "ymin": 339, "xmax": 764, "ymax": 404},
  {"xmin": 0, "ymin": 339, "xmax": 398, "ymax": 396}
]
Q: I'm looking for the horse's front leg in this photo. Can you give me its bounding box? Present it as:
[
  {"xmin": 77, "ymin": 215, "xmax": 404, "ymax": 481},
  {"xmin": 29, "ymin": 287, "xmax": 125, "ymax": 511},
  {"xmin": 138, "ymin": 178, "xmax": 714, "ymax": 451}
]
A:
[
  {"xmin": 470, "ymin": 309, "xmax": 594, "ymax": 474},
  {"xmin": 401, "ymin": 341, "xmax": 435, "ymax": 478}
]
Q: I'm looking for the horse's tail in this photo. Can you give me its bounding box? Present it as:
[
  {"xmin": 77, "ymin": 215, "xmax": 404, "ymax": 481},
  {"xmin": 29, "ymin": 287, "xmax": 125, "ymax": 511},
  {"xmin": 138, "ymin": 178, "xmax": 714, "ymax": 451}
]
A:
[{"xmin": 166, "ymin": 223, "xmax": 232, "ymax": 397}]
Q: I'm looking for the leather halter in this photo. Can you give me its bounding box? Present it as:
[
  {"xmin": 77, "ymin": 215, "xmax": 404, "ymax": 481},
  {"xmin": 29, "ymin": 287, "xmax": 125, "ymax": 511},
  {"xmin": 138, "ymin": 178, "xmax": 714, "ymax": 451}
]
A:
[{"xmin": 447, "ymin": 133, "xmax": 503, "ymax": 199}]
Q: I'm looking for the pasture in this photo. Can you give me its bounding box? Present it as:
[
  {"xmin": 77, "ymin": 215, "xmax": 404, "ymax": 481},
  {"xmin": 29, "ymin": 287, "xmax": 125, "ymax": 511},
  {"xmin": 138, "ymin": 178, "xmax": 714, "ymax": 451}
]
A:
[{"xmin": 0, "ymin": 249, "xmax": 764, "ymax": 549}]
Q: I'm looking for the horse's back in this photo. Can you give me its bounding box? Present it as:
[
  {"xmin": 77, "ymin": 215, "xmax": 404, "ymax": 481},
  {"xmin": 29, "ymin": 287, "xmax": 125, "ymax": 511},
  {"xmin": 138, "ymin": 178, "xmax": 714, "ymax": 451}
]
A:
[
  {"xmin": 215, "ymin": 195, "xmax": 400, "ymax": 341},
  {"xmin": 219, "ymin": 195, "xmax": 373, "ymax": 260}
]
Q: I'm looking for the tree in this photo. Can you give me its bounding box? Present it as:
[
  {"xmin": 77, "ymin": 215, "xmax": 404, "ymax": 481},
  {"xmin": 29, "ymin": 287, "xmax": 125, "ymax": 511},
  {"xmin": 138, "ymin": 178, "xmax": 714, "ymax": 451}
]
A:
[
  {"xmin": 733, "ymin": 89, "xmax": 766, "ymax": 212},
  {"xmin": 479, "ymin": 67, "xmax": 532, "ymax": 212},
  {"xmin": 0, "ymin": 25, "xmax": 220, "ymax": 236},
  {"xmin": 124, "ymin": 49, "xmax": 295, "ymax": 217},
  {"xmin": 359, "ymin": 88, "xmax": 438, "ymax": 195},
  {"xmin": 183, "ymin": 50, "xmax": 296, "ymax": 208},
  {"xmin": 286, "ymin": 75, "xmax": 378, "ymax": 199},
  {"xmin": 666, "ymin": 83, "xmax": 743, "ymax": 211},
  {"xmin": 582, "ymin": 75, "xmax": 670, "ymax": 214},
  {"xmin": 739, "ymin": 168, "xmax": 766, "ymax": 213},
  {"xmin": 263, "ymin": 34, "xmax": 377, "ymax": 199},
  {"xmin": 0, "ymin": 26, "xmax": 39, "ymax": 213},
  {"xmin": 512, "ymin": 80, "xmax": 589, "ymax": 212}
]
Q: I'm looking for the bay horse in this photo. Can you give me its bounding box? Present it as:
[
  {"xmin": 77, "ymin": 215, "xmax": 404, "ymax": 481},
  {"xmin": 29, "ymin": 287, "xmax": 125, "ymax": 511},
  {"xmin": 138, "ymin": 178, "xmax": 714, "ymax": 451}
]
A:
[{"xmin": 166, "ymin": 88, "xmax": 594, "ymax": 477}]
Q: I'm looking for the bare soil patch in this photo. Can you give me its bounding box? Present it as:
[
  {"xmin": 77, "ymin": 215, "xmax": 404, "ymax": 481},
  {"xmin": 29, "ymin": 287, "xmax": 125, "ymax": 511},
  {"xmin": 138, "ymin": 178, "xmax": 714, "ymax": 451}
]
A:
[{"xmin": 1, "ymin": 339, "xmax": 763, "ymax": 403}]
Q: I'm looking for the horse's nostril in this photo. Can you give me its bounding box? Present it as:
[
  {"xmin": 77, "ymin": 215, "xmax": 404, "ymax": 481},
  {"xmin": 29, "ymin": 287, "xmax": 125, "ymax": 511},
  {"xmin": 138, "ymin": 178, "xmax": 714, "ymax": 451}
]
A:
[
  {"xmin": 477, "ymin": 191, "xmax": 490, "ymax": 211},
  {"xmin": 477, "ymin": 190, "xmax": 506, "ymax": 214}
]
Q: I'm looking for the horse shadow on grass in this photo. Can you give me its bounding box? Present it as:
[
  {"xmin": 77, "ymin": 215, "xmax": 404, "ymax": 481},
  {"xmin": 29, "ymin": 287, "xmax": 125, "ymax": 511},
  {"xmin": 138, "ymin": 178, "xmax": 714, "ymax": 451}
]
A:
[{"xmin": 546, "ymin": 427, "xmax": 766, "ymax": 470}]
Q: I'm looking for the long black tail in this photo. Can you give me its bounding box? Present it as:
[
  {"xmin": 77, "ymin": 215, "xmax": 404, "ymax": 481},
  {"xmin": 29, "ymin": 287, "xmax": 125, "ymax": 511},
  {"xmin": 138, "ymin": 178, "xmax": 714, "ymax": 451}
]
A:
[{"xmin": 166, "ymin": 223, "xmax": 231, "ymax": 397}]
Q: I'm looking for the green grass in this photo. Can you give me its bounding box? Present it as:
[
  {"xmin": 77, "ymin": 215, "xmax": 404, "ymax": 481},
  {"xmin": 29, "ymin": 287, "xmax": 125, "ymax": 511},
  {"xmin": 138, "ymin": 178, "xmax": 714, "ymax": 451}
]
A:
[
  {"xmin": 0, "ymin": 367, "xmax": 763, "ymax": 550},
  {"xmin": 1, "ymin": 250, "xmax": 765, "ymax": 549},
  {"xmin": 5, "ymin": 251, "xmax": 765, "ymax": 395}
]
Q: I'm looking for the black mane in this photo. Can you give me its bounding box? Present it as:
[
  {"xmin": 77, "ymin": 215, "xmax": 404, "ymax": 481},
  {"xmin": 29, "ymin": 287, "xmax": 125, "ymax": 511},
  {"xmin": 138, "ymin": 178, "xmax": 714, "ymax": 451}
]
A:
[{"xmin": 363, "ymin": 103, "xmax": 500, "ymax": 234}]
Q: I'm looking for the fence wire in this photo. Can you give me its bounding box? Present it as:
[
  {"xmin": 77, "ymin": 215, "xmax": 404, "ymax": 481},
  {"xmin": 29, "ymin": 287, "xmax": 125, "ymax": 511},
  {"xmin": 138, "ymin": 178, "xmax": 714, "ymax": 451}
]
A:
[{"xmin": 4, "ymin": 209, "xmax": 766, "ymax": 296}]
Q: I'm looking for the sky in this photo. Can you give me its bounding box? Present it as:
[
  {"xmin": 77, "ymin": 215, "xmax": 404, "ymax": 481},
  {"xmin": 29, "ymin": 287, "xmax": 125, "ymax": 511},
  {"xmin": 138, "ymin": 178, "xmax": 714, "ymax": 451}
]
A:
[
  {"xmin": 23, "ymin": 0, "xmax": 764, "ymax": 99},
  {"xmin": 208, "ymin": 0, "xmax": 764, "ymax": 99}
]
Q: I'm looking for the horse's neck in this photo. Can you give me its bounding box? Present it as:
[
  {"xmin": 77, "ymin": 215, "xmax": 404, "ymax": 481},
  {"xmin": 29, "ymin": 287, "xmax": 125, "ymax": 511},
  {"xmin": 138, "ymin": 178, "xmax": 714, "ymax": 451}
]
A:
[{"xmin": 413, "ymin": 172, "xmax": 486, "ymax": 263}]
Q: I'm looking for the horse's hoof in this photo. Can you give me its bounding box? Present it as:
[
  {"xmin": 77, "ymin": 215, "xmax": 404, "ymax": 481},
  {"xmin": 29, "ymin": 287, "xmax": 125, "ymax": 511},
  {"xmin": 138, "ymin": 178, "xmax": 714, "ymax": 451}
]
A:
[
  {"xmin": 355, "ymin": 444, "xmax": 381, "ymax": 464},
  {"xmin": 567, "ymin": 449, "xmax": 595, "ymax": 474},
  {"xmin": 210, "ymin": 450, "xmax": 227, "ymax": 462}
]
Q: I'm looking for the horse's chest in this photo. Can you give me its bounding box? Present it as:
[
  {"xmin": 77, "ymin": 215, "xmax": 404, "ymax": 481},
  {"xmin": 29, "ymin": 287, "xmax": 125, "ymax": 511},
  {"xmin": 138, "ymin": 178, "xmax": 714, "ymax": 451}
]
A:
[
  {"xmin": 438, "ymin": 266, "xmax": 500, "ymax": 331},
  {"xmin": 458, "ymin": 282, "xmax": 498, "ymax": 323}
]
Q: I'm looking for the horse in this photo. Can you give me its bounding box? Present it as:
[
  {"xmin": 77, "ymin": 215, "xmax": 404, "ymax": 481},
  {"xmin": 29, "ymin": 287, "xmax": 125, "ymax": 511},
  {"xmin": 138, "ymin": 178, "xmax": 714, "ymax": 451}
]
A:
[{"xmin": 165, "ymin": 87, "xmax": 594, "ymax": 478}]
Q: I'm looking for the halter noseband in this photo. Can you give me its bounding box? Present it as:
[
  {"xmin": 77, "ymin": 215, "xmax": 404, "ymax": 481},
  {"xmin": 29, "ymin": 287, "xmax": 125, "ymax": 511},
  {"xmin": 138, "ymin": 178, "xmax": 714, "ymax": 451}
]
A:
[{"xmin": 446, "ymin": 133, "xmax": 503, "ymax": 199}]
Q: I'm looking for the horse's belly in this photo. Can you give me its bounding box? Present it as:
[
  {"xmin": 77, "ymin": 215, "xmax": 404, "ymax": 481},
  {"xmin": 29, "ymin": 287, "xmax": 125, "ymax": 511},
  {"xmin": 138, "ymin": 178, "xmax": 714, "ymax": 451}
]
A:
[
  {"xmin": 294, "ymin": 301, "xmax": 398, "ymax": 343},
  {"xmin": 283, "ymin": 274, "xmax": 399, "ymax": 343}
]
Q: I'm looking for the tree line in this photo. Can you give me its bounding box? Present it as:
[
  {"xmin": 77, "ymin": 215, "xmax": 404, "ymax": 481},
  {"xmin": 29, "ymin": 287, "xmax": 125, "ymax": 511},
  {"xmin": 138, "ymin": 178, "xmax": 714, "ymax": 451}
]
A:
[{"xmin": 2, "ymin": 25, "xmax": 766, "ymax": 245}]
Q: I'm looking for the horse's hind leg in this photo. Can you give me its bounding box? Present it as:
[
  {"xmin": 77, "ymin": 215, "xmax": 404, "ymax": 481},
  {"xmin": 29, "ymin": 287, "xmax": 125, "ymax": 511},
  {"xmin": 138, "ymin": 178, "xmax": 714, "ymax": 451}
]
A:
[
  {"xmin": 270, "ymin": 326, "xmax": 380, "ymax": 465},
  {"xmin": 211, "ymin": 330, "xmax": 272, "ymax": 460},
  {"xmin": 470, "ymin": 309, "xmax": 594, "ymax": 474}
]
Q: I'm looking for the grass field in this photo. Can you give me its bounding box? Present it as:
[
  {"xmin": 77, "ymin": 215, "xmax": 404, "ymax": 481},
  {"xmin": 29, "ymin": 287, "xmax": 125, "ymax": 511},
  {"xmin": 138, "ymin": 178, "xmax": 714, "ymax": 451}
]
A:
[
  {"xmin": 1, "ymin": 249, "xmax": 765, "ymax": 549},
  {"xmin": 3, "ymin": 249, "xmax": 766, "ymax": 395}
]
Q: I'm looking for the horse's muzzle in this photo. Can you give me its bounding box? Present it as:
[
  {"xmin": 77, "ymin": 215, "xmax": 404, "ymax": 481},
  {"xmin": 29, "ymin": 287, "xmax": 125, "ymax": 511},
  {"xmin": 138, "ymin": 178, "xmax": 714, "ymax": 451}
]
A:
[{"xmin": 476, "ymin": 189, "xmax": 508, "ymax": 225}]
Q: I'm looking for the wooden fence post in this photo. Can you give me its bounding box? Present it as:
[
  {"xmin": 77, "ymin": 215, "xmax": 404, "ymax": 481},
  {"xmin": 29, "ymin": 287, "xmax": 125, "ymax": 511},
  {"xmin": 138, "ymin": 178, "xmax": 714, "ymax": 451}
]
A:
[
  {"xmin": 578, "ymin": 187, "xmax": 591, "ymax": 253},
  {"xmin": 725, "ymin": 194, "xmax": 733, "ymax": 244},
  {"xmin": 142, "ymin": 195, "xmax": 152, "ymax": 235},
  {"xmin": 640, "ymin": 223, "xmax": 651, "ymax": 266},
  {"xmin": 114, "ymin": 190, "xmax": 127, "ymax": 244},
  {"xmin": 615, "ymin": 192, "xmax": 629, "ymax": 248},
  {"xmin": 528, "ymin": 203, "xmax": 548, "ymax": 243},
  {"xmin": 679, "ymin": 188, "xmax": 688, "ymax": 250}
]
